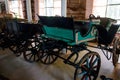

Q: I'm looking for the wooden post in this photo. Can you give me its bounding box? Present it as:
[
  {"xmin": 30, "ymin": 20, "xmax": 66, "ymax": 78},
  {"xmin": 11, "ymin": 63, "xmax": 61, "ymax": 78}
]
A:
[
  {"xmin": 26, "ymin": 0, "xmax": 32, "ymax": 22},
  {"xmin": 5, "ymin": 0, "xmax": 9, "ymax": 13},
  {"xmin": 61, "ymin": 0, "xmax": 67, "ymax": 17}
]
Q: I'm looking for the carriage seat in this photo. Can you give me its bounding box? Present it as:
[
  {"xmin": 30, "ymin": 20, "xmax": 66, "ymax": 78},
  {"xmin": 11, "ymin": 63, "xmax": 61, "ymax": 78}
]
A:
[
  {"xmin": 38, "ymin": 16, "xmax": 95, "ymax": 45},
  {"xmin": 74, "ymin": 21, "xmax": 91, "ymax": 37},
  {"xmin": 100, "ymin": 18, "xmax": 117, "ymax": 30},
  {"xmin": 6, "ymin": 21, "xmax": 43, "ymax": 39},
  {"xmin": 17, "ymin": 23, "xmax": 43, "ymax": 39},
  {"xmin": 38, "ymin": 16, "xmax": 75, "ymax": 43},
  {"xmin": 96, "ymin": 24, "xmax": 119, "ymax": 45}
]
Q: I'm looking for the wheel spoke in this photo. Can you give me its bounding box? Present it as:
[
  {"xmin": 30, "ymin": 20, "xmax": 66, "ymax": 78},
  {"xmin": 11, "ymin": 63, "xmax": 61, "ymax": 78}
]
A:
[
  {"xmin": 88, "ymin": 75, "xmax": 92, "ymax": 80},
  {"xmin": 48, "ymin": 56, "xmax": 51, "ymax": 63},
  {"xmin": 81, "ymin": 65, "xmax": 88, "ymax": 71},
  {"xmin": 81, "ymin": 74, "xmax": 87, "ymax": 80},
  {"xmin": 36, "ymin": 53, "xmax": 40, "ymax": 59},
  {"xmin": 112, "ymin": 37, "xmax": 120, "ymax": 66},
  {"xmin": 34, "ymin": 55, "xmax": 36, "ymax": 61},
  {"xmin": 86, "ymin": 58, "xmax": 90, "ymax": 68},
  {"xmin": 85, "ymin": 76, "xmax": 90, "ymax": 80},
  {"xmin": 90, "ymin": 55, "xmax": 94, "ymax": 66},
  {"xmin": 92, "ymin": 57, "xmax": 98, "ymax": 66},
  {"xmin": 86, "ymin": 74, "xmax": 92, "ymax": 80},
  {"xmin": 77, "ymin": 71, "xmax": 87, "ymax": 78},
  {"xmin": 29, "ymin": 54, "xmax": 34, "ymax": 60},
  {"xmin": 44, "ymin": 55, "xmax": 49, "ymax": 63},
  {"xmin": 92, "ymin": 65, "xmax": 98, "ymax": 69},
  {"xmin": 41, "ymin": 53, "xmax": 47, "ymax": 58},
  {"xmin": 51, "ymin": 55, "xmax": 55, "ymax": 60},
  {"xmin": 30, "ymin": 43, "xmax": 34, "ymax": 48},
  {"xmin": 25, "ymin": 53, "xmax": 32, "ymax": 56}
]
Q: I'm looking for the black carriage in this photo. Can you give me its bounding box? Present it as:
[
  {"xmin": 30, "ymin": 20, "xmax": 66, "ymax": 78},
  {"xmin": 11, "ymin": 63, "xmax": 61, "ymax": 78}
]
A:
[
  {"xmin": 0, "ymin": 19, "xmax": 43, "ymax": 59},
  {"xmin": 89, "ymin": 14, "xmax": 120, "ymax": 66}
]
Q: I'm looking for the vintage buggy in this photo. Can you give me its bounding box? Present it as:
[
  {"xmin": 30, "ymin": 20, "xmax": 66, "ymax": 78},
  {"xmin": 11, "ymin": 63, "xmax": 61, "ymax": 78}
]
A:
[{"xmin": 37, "ymin": 16, "xmax": 101, "ymax": 80}]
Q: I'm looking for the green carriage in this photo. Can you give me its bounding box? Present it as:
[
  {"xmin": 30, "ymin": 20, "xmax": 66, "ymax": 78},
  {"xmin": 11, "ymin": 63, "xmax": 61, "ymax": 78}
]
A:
[{"xmin": 37, "ymin": 16, "xmax": 101, "ymax": 80}]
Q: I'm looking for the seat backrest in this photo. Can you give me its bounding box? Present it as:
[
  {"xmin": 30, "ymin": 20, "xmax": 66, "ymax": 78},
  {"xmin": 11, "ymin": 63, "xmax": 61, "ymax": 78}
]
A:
[
  {"xmin": 38, "ymin": 16, "xmax": 75, "ymax": 41},
  {"xmin": 6, "ymin": 21, "xmax": 19, "ymax": 35},
  {"xmin": 96, "ymin": 25, "xmax": 109, "ymax": 45},
  {"xmin": 100, "ymin": 17, "xmax": 117, "ymax": 30},
  {"xmin": 38, "ymin": 16, "xmax": 74, "ymax": 30},
  {"xmin": 96, "ymin": 24, "xmax": 119, "ymax": 45},
  {"xmin": 107, "ymin": 24, "xmax": 119, "ymax": 44},
  {"xmin": 100, "ymin": 18, "xmax": 110, "ymax": 28},
  {"xmin": 17, "ymin": 23, "xmax": 43, "ymax": 36},
  {"xmin": 74, "ymin": 21, "xmax": 92, "ymax": 37}
]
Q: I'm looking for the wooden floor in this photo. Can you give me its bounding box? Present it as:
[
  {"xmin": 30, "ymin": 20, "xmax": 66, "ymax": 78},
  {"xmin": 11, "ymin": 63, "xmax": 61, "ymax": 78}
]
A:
[{"xmin": 0, "ymin": 46, "xmax": 120, "ymax": 80}]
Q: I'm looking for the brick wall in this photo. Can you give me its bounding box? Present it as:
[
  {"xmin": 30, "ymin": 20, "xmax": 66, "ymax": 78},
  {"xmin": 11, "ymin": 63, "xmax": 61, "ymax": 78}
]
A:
[{"xmin": 67, "ymin": 0, "xmax": 93, "ymax": 20}]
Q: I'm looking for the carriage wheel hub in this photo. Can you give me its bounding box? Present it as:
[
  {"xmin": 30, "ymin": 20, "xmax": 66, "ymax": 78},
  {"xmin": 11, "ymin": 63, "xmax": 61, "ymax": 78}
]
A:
[{"xmin": 31, "ymin": 49, "xmax": 38, "ymax": 54}]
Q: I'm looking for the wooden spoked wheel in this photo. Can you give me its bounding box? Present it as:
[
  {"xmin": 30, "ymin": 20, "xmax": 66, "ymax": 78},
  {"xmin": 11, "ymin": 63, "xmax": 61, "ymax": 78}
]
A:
[
  {"xmin": 39, "ymin": 39, "xmax": 59, "ymax": 64},
  {"xmin": 74, "ymin": 52, "xmax": 101, "ymax": 80},
  {"xmin": 9, "ymin": 41, "xmax": 25, "ymax": 57},
  {"xmin": 100, "ymin": 45, "xmax": 112, "ymax": 60},
  {"xmin": 9, "ymin": 44, "xmax": 23, "ymax": 57},
  {"xmin": 23, "ymin": 39, "xmax": 40, "ymax": 62},
  {"xmin": 112, "ymin": 37, "xmax": 120, "ymax": 66}
]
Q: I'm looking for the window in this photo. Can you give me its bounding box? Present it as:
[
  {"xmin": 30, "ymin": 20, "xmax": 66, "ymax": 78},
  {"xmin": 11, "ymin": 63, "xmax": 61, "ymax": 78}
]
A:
[
  {"xmin": 9, "ymin": 0, "xmax": 23, "ymax": 18},
  {"xmin": 93, "ymin": 0, "xmax": 120, "ymax": 24},
  {"xmin": 92, "ymin": 0, "xmax": 107, "ymax": 17},
  {"xmin": 108, "ymin": 0, "xmax": 120, "ymax": 4},
  {"xmin": 39, "ymin": 0, "xmax": 61, "ymax": 16}
]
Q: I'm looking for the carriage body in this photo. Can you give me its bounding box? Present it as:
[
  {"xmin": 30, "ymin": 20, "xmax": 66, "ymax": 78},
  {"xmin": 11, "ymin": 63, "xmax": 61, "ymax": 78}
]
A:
[
  {"xmin": 39, "ymin": 16, "xmax": 96, "ymax": 46},
  {"xmin": 6, "ymin": 20, "xmax": 42, "ymax": 39},
  {"xmin": 0, "ymin": 20, "xmax": 43, "ymax": 57},
  {"xmin": 89, "ymin": 17, "xmax": 120, "ymax": 67}
]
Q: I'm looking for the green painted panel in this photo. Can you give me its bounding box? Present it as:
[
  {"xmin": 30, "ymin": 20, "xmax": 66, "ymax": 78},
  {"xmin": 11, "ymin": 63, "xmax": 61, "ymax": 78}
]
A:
[
  {"xmin": 42, "ymin": 23, "xmax": 96, "ymax": 45},
  {"xmin": 43, "ymin": 25, "xmax": 74, "ymax": 42}
]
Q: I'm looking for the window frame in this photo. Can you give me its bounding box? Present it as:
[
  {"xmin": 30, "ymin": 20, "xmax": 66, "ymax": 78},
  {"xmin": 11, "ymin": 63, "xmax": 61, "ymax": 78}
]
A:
[
  {"xmin": 92, "ymin": 0, "xmax": 120, "ymax": 23},
  {"xmin": 39, "ymin": 0, "xmax": 61, "ymax": 16},
  {"xmin": 9, "ymin": 0, "xmax": 23, "ymax": 18}
]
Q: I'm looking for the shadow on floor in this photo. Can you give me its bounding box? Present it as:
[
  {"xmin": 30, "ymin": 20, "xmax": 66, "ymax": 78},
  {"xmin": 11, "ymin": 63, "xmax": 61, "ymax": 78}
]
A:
[
  {"xmin": 0, "ymin": 74, "xmax": 9, "ymax": 80},
  {"xmin": 100, "ymin": 75, "xmax": 113, "ymax": 80}
]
